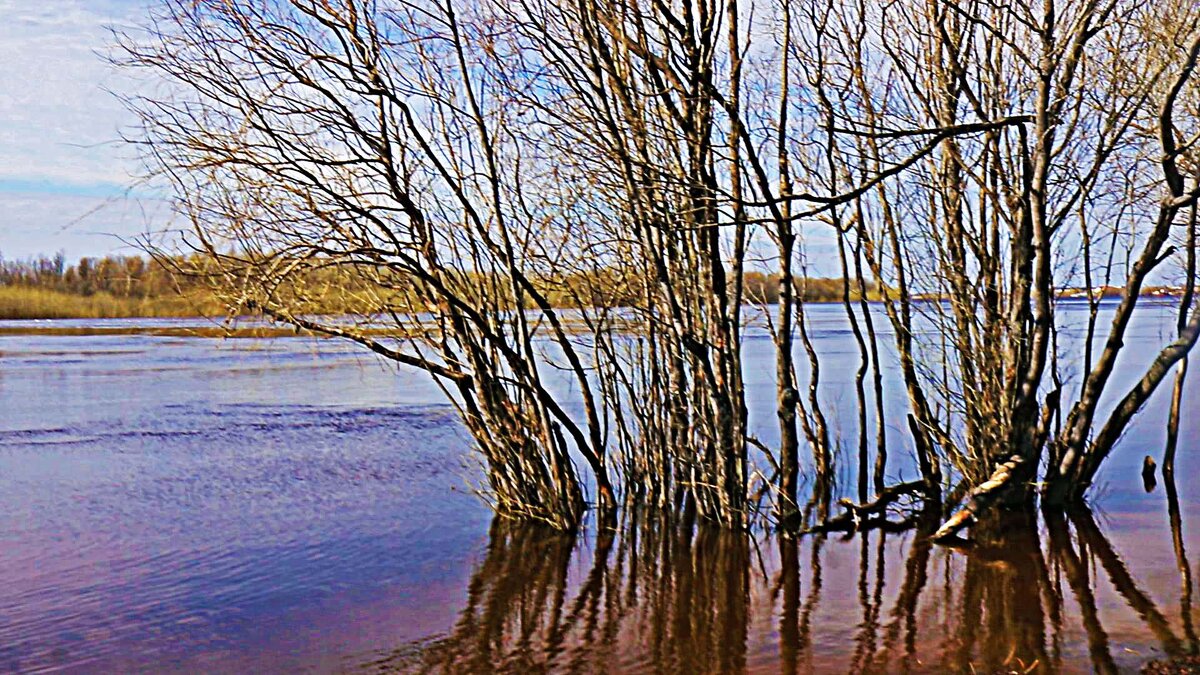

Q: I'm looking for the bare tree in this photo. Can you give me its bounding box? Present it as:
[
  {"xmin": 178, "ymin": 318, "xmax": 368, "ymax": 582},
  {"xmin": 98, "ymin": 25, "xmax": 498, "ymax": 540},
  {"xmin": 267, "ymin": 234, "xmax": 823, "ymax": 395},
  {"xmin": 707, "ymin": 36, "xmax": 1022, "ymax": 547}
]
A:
[
  {"xmin": 790, "ymin": 0, "xmax": 1200, "ymax": 537},
  {"xmin": 118, "ymin": 0, "xmax": 1200, "ymax": 535},
  {"xmin": 116, "ymin": 0, "xmax": 620, "ymax": 529}
]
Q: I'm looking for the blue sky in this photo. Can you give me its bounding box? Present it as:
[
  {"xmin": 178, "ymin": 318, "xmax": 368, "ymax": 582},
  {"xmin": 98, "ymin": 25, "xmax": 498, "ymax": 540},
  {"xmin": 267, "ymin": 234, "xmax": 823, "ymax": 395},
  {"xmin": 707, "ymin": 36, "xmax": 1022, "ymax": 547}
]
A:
[{"xmin": 0, "ymin": 0, "xmax": 170, "ymax": 261}]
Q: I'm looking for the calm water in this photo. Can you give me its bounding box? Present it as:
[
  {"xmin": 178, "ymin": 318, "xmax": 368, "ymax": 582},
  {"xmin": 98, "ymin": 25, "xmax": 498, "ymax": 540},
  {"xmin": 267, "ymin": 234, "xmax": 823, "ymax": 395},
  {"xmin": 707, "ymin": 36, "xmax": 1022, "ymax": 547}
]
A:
[{"xmin": 0, "ymin": 303, "xmax": 1197, "ymax": 673}]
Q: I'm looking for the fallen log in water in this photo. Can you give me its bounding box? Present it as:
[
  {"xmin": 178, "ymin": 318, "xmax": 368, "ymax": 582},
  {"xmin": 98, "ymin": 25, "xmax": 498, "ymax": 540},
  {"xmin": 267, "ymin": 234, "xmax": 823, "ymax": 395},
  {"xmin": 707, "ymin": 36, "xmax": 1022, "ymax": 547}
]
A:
[
  {"xmin": 800, "ymin": 479, "xmax": 934, "ymax": 534},
  {"xmin": 931, "ymin": 455, "xmax": 1024, "ymax": 541}
]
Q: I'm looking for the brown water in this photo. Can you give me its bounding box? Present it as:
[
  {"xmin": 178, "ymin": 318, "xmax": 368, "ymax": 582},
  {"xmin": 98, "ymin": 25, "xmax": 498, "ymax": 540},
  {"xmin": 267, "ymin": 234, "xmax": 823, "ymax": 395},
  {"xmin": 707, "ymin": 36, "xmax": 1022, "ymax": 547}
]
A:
[
  {"xmin": 0, "ymin": 304, "xmax": 1196, "ymax": 673},
  {"xmin": 374, "ymin": 502, "xmax": 1200, "ymax": 674}
]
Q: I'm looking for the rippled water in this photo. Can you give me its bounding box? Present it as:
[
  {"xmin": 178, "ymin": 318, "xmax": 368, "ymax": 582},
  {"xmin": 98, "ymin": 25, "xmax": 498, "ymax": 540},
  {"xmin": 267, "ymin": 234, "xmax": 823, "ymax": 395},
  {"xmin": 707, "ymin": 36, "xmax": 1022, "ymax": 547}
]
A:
[
  {"xmin": 0, "ymin": 303, "xmax": 1197, "ymax": 673},
  {"xmin": 0, "ymin": 331, "xmax": 490, "ymax": 672}
]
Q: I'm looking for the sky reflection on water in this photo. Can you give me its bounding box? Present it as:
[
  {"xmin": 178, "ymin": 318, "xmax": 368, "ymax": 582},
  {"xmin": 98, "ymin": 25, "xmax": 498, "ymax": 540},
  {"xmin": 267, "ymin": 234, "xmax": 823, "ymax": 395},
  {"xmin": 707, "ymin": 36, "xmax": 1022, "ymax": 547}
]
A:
[{"xmin": 0, "ymin": 305, "xmax": 1196, "ymax": 672}]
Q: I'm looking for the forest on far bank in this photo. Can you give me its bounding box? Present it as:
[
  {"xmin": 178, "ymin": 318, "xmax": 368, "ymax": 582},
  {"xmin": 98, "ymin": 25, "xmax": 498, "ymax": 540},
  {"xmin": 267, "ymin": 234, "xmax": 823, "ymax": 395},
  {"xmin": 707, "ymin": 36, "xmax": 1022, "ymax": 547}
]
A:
[
  {"xmin": 0, "ymin": 252, "xmax": 887, "ymax": 320},
  {"xmin": 0, "ymin": 253, "xmax": 221, "ymax": 319},
  {"xmin": 1, "ymin": 252, "xmax": 1191, "ymax": 320}
]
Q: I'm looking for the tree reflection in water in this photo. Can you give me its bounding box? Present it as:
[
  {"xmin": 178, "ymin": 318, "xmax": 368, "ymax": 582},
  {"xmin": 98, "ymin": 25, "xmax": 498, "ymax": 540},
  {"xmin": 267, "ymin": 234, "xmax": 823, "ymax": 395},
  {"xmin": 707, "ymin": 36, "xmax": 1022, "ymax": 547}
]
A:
[{"xmin": 374, "ymin": 484, "xmax": 1198, "ymax": 674}]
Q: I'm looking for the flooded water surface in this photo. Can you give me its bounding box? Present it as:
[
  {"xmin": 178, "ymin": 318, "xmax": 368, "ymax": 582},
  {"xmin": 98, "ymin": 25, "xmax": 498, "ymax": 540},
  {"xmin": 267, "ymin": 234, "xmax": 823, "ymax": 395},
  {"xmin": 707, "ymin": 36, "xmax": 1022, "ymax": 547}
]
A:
[{"xmin": 1, "ymin": 305, "xmax": 1198, "ymax": 673}]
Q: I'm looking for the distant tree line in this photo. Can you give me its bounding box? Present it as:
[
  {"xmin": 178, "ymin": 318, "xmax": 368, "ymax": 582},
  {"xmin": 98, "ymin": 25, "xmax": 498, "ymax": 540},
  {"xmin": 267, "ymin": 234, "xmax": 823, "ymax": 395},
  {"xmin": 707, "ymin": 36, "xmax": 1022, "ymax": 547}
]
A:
[
  {"xmin": 0, "ymin": 252, "xmax": 190, "ymax": 299},
  {"xmin": 0, "ymin": 252, "xmax": 874, "ymax": 315},
  {"xmin": 0, "ymin": 252, "xmax": 225, "ymax": 319}
]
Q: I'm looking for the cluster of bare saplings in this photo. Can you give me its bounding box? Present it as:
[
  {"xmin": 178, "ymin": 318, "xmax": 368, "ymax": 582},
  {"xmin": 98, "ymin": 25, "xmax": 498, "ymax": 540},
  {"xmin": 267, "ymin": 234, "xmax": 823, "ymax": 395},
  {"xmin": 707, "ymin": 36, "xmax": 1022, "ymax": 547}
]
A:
[{"xmin": 117, "ymin": 0, "xmax": 1200, "ymax": 536}]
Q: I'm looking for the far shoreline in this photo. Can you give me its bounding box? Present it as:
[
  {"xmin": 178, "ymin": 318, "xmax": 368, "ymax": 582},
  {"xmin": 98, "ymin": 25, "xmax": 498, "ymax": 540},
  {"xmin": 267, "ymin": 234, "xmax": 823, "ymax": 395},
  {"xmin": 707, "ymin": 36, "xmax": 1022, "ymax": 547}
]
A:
[{"xmin": 0, "ymin": 288, "xmax": 1192, "ymax": 338}]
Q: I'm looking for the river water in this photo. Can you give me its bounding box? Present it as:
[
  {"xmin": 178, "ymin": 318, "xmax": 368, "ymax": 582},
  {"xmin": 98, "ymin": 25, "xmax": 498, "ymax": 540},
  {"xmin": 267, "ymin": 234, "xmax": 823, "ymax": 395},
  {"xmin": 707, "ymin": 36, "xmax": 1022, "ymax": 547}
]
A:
[{"xmin": 0, "ymin": 303, "xmax": 1197, "ymax": 673}]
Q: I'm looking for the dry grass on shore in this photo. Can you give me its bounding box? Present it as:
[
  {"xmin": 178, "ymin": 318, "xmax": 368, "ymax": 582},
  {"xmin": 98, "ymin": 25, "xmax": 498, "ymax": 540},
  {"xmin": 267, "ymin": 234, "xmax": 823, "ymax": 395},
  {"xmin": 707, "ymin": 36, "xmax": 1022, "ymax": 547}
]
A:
[{"xmin": 0, "ymin": 286, "xmax": 222, "ymax": 320}]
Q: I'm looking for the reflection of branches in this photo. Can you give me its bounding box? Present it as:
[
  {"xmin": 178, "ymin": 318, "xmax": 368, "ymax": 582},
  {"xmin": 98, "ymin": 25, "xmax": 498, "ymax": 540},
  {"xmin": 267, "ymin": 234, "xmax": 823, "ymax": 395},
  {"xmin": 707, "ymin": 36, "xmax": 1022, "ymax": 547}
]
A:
[
  {"xmin": 558, "ymin": 529, "xmax": 615, "ymax": 671},
  {"xmin": 778, "ymin": 536, "xmax": 801, "ymax": 674},
  {"xmin": 1045, "ymin": 509, "xmax": 1118, "ymax": 675},
  {"xmin": 458, "ymin": 521, "xmax": 571, "ymax": 671},
  {"xmin": 875, "ymin": 507, "xmax": 938, "ymax": 673},
  {"xmin": 1166, "ymin": 473, "xmax": 1198, "ymax": 649},
  {"xmin": 378, "ymin": 503, "xmax": 1195, "ymax": 672},
  {"xmin": 948, "ymin": 511, "xmax": 1055, "ymax": 674},
  {"xmin": 1071, "ymin": 508, "xmax": 1183, "ymax": 657},
  {"xmin": 398, "ymin": 519, "xmax": 577, "ymax": 673},
  {"xmin": 610, "ymin": 514, "xmax": 752, "ymax": 674},
  {"xmin": 795, "ymin": 535, "xmax": 825, "ymax": 672},
  {"xmin": 851, "ymin": 530, "xmax": 887, "ymax": 673},
  {"xmin": 380, "ymin": 514, "xmax": 751, "ymax": 674}
]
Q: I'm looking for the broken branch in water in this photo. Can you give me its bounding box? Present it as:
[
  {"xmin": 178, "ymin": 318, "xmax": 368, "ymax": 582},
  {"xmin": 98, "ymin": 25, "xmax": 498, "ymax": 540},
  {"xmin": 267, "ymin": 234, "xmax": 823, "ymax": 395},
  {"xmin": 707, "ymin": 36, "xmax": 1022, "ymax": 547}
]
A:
[
  {"xmin": 932, "ymin": 455, "xmax": 1025, "ymax": 541},
  {"xmin": 798, "ymin": 480, "xmax": 935, "ymax": 534}
]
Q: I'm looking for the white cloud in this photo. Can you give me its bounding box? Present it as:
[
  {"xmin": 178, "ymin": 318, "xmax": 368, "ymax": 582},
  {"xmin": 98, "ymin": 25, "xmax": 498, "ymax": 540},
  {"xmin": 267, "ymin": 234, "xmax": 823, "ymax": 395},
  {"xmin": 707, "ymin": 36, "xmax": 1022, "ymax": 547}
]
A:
[
  {"xmin": 0, "ymin": 0, "xmax": 153, "ymax": 255},
  {"xmin": 0, "ymin": 0, "xmax": 143, "ymax": 184}
]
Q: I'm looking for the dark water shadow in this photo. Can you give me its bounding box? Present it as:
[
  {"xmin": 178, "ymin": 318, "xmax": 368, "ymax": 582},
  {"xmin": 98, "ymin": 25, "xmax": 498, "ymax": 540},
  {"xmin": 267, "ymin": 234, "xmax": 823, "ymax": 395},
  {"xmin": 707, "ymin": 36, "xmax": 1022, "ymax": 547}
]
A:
[
  {"xmin": 367, "ymin": 511, "xmax": 752, "ymax": 674},
  {"xmin": 369, "ymin": 497, "xmax": 1198, "ymax": 674}
]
